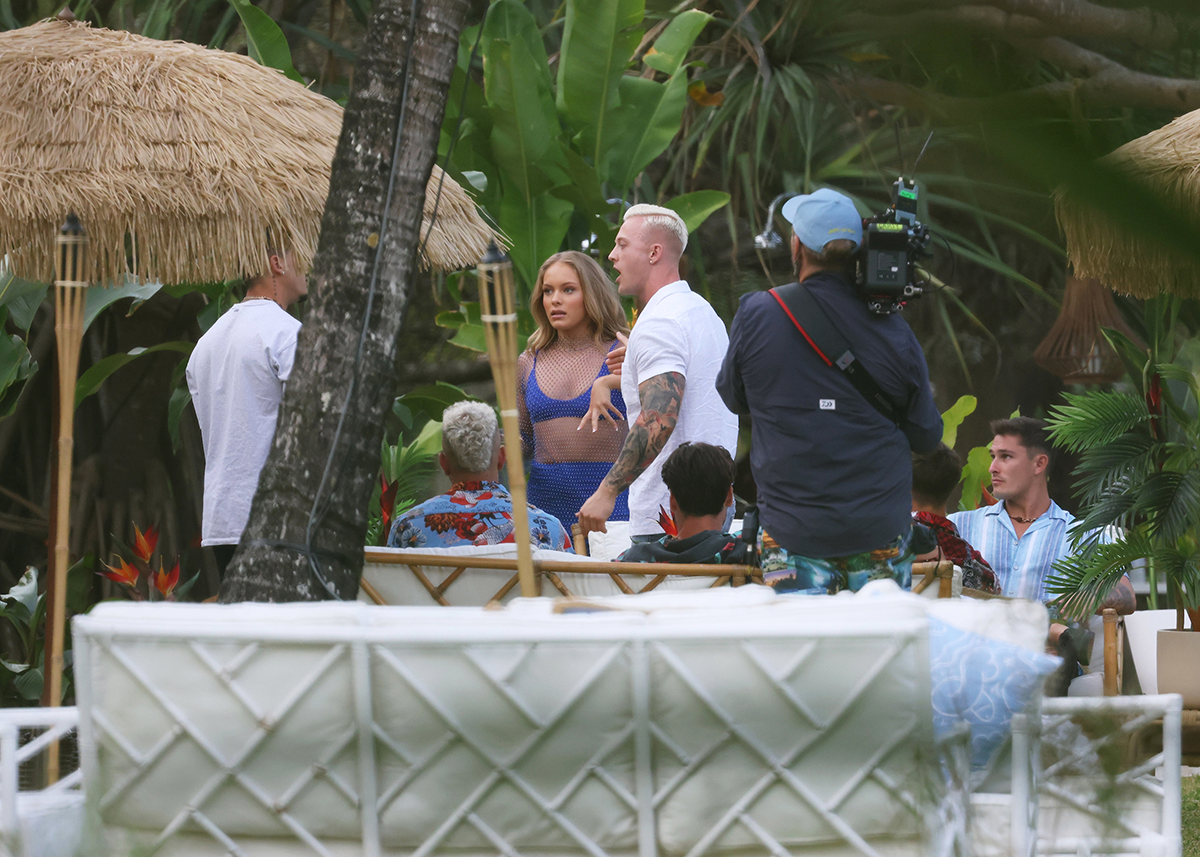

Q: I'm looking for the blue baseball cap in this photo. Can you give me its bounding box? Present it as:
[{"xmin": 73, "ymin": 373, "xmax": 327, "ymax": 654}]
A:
[{"xmin": 781, "ymin": 188, "xmax": 863, "ymax": 253}]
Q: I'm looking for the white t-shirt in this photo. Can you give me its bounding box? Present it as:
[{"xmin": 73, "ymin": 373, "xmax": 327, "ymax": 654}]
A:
[
  {"xmin": 185, "ymin": 300, "xmax": 301, "ymax": 546},
  {"xmin": 621, "ymin": 280, "xmax": 738, "ymax": 535}
]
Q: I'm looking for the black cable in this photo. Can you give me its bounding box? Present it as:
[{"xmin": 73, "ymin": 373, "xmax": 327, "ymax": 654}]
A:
[{"xmin": 932, "ymin": 232, "xmax": 957, "ymax": 294}]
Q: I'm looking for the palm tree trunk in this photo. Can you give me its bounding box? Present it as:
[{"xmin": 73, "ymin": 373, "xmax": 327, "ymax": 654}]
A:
[{"xmin": 220, "ymin": 0, "xmax": 471, "ymax": 602}]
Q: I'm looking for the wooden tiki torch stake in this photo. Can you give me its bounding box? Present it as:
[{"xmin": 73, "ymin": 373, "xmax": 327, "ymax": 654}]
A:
[
  {"xmin": 46, "ymin": 214, "xmax": 88, "ymax": 784},
  {"xmin": 479, "ymin": 247, "xmax": 537, "ymax": 598}
]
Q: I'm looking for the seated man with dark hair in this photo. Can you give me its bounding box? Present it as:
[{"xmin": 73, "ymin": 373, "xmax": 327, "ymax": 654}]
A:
[
  {"xmin": 911, "ymin": 443, "xmax": 1000, "ymax": 594},
  {"xmin": 617, "ymin": 442, "xmax": 754, "ymax": 565}
]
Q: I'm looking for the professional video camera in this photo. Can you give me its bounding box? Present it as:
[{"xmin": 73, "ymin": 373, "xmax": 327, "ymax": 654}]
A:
[{"xmin": 856, "ymin": 176, "xmax": 933, "ymax": 315}]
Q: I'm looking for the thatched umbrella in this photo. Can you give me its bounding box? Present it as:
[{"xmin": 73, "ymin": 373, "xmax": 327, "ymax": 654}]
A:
[
  {"xmin": 0, "ymin": 17, "xmax": 494, "ymax": 284},
  {"xmin": 1055, "ymin": 109, "xmax": 1200, "ymax": 300}
]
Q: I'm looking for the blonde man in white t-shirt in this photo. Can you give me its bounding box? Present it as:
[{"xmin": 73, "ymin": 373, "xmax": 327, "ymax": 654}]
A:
[
  {"xmin": 578, "ymin": 205, "xmax": 738, "ymax": 540},
  {"xmin": 186, "ymin": 247, "xmax": 308, "ymax": 577}
]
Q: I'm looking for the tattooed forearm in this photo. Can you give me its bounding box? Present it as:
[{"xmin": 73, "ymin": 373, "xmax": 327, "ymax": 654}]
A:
[
  {"xmin": 603, "ymin": 372, "xmax": 684, "ymax": 493},
  {"xmin": 1099, "ymin": 575, "xmax": 1137, "ymax": 615}
]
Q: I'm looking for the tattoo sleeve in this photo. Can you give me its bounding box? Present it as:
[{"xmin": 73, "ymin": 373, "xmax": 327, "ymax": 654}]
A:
[
  {"xmin": 602, "ymin": 372, "xmax": 685, "ymax": 493},
  {"xmin": 1099, "ymin": 576, "xmax": 1137, "ymax": 615}
]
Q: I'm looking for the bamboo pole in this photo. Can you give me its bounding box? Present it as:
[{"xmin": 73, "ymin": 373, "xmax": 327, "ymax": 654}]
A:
[
  {"xmin": 478, "ymin": 244, "xmax": 537, "ymax": 598},
  {"xmin": 45, "ymin": 214, "xmax": 88, "ymax": 784},
  {"xmin": 1102, "ymin": 608, "xmax": 1120, "ymax": 697}
]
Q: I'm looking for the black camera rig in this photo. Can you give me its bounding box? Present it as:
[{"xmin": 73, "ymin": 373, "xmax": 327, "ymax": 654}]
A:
[{"xmin": 856, "ymin": 176, "xmax": 932, "ymax": 315}]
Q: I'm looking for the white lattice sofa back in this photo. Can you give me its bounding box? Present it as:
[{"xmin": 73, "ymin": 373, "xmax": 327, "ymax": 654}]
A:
[{"xmin": 76, "ymin": 588, "xmax": 947, "ymax": 857}]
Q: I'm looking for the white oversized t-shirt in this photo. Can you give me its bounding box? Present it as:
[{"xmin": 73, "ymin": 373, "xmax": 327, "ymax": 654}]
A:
[
  {"xmin": 621, "ymin": 281, "xmax": 738, "ymax": 535},
  {"xmin": 185, "ymin": 300, "xmax": 301, "ymax": 546}
]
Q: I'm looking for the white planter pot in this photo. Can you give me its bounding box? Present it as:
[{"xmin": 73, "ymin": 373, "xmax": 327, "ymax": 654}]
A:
[{"xmin": 1157, "ymin": 628, "xmax": 1200, "ymax": 708}]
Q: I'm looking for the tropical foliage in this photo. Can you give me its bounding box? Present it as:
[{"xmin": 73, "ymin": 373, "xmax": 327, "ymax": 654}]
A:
[
  {"xmin": 1046, "ymin": 300, "xmax": 1200, "ymax": 623},
  {"xmin": 434, "ymin": 0, "xmax": 729, "ymax": 351},
  {"xmin": 0, "ymin": 559, "xmax": 94, "ymax": 706}
]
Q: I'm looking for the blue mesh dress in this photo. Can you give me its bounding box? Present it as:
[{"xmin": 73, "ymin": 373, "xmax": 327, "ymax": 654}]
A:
[{"xmin": 517, "ymin": 340, "xmax": 629, "ymax": 530}]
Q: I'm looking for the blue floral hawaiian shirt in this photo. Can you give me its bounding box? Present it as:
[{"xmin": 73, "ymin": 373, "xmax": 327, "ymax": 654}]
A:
[{"xmin": 387, "ymin": 481, "xmax": 574, "ymax": 552}]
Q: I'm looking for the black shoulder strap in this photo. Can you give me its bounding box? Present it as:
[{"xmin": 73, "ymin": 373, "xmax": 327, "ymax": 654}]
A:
[{"xmin": 769, "ymin": 283, "xmax": 903, "ymax": 425}]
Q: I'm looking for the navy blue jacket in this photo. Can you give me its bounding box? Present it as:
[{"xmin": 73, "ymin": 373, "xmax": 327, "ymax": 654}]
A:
[{"xmin": 716, "ymin": 270, "xmax": 942, "ymax": 557}]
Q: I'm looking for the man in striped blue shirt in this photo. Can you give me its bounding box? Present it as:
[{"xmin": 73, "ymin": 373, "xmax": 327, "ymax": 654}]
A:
[{"xmin": 948, "ymin": 417, "xmax": 1135, "ymax": 610}]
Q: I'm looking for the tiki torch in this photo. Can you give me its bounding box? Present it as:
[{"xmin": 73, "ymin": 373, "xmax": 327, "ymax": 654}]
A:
[
  {"xmin": 46, "ymin": 213, "xmax": 87, "ymax": 781},
  {"xmin": 478, "ymin": 243, "xmax": 537, "ymax": 598}
]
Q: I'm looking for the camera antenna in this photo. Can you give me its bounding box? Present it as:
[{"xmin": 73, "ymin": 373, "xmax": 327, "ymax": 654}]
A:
[{"xmin": 912, "ymin": 131, "xmax": 934, "ymax": 176}]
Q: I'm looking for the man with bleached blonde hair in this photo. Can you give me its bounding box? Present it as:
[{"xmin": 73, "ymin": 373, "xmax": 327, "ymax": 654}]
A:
[{"xmin": 577, "ymin": 204, "xmax": 738, "ymax": 542}]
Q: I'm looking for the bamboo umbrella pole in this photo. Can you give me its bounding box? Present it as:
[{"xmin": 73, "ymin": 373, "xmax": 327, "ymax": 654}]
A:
[
  {"xmin": 478, "ymin": 244, "xmax": 537, "ymax": 598},
  {"xmin": 46, "ymin": 214, "xmax": 87, "ymax": 784}
]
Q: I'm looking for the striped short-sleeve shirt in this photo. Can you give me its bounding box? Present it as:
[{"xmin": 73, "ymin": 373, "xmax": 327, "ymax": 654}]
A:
[{"xmin": 947, "ymin": 500, "xmax": 1087, "ymax": 603}]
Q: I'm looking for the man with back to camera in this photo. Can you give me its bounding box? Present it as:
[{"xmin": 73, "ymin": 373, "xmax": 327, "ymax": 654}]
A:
[
  {"xmin": 716, "ymin": 188, "xmax": 943, "ymax": 594},
  {"xmin": 387, "ymin": 401, "xmax": 573, "ymax": 552},
  {"xmin": 617, "ymin": 442, "xmax": 754, "ymax": 565},
  {"xmin": 186, "ymin": 244, "xmax": 308, "ymax": 577},
  {"xmin": 577, "ymin": 204, "xmax": 738, "ymax": 541}
]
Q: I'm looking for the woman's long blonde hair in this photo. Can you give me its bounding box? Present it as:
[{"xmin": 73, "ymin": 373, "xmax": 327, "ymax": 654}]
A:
[{"xmin": 526, "ymin": 250, "xmax": 629, "ymax": 353}]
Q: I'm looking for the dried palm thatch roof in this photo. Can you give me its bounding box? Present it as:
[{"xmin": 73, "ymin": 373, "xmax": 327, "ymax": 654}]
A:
[
  {"xmin": 1055, "ymin": 108, "xmax": 1200, "ymax": 300},
  {"xmin": 0, "ymin": 19, "xmax": 495, "ymax": 285}
]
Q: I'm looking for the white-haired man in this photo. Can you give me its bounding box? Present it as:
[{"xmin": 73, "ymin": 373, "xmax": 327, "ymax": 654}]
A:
[
  {"xmin": 578, "ymin": 204, "xmax": 738, "ymax": 541},
  {"xmin": 387, "ymin": 401, "xmax": 573, "ymax": 551}
]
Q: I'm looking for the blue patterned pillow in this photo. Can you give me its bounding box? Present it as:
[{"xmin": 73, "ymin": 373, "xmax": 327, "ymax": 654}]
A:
[{"xmin": 929, "ymin": 618, "xmax": 1060, "ymax": 767}]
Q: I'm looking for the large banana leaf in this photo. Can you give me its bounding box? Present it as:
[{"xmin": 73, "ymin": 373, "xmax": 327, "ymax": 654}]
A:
[
  {"xmin": 75, "ymin": 342, "xmax": 193, "ymax": 409},
  {"xmin": 0, "ymin": 274, "xmax": 47, "ymax": 331},
  {"xmin": 556, "ymin": 0, "xmax": 644, "ymax": 163},
  {"xmin": 606, "ymin": 70, "xmax": 692, "ymax": 192},
  {"xmin": 642, "ymin": 10, "xmax": 710, "ymax": 77},
  {"xmin": 484, "ymin": 16, "xmax": 572, "ymax": 288},
  {"xmin": 0, "ymin": 314, "xmax": 35, "ymax": 420},
  {"xmin": 664, "ymin": 190, "xmax": 730, "ymax": 235},
  {"xmin": 225, "ymin": 0, "xmax": 303, "ymax": 83}
]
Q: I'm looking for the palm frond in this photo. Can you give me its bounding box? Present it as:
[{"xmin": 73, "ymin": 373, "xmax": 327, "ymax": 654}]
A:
[
  {"xmin": 1046, "ymin": 391, "xmax": 1150, "ymax": 453},
  {"xmin": 1047, "ymin": 533, "xmax": 1151, "ymax": 622},
  {"xmin": 1154, "ymin": 543, "xmax": 1200, "ymax": 611},
  {"xmin": 1140, "ymin": 466, "xmax": 1200, "ymax": 544},
  {"xmin": 1075, "ymin": 488, "xmax": 1140, "ymax": 534},
  {"xmin": 379, "ymin": 439, "xmax": 438, "ymax": 516},
  {"xmin": 1071, "ymin": 432, "xmax": 1155, "ymax": 504}
]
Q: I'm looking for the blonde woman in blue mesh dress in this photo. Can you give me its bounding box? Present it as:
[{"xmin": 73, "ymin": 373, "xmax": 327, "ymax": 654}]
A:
[{"xmin": 517, "ymin": 251, "xmax": 631, "ymax": 530}]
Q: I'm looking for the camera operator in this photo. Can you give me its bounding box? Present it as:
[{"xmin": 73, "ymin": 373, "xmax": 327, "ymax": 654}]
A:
[{"xmin": 716, "ymin": 188, "xmax": 942, "ymax": 594}]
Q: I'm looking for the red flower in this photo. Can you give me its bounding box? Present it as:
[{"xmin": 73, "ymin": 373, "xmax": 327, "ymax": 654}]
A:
[
  {"xmin": 100, "ymin": 557, "xmax": 139, "ymax": 588},
  {"xmin": 657, "ymin": 505, "xmax": 677, "ymax": 537},
  {"xmin": 379, "ymin": 475, "xmax": 399, "ymax": 543},
  {"xmin": 152, "ymin": 560, "xmax": 180, "ymax": 599},
  {"xmin": 1148, "ymin": 372, "xmax": 1163, "ymax": 441},
  {"xmin": 133, "ymin": 523, "xmax": 159, "ymax": 564}
]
